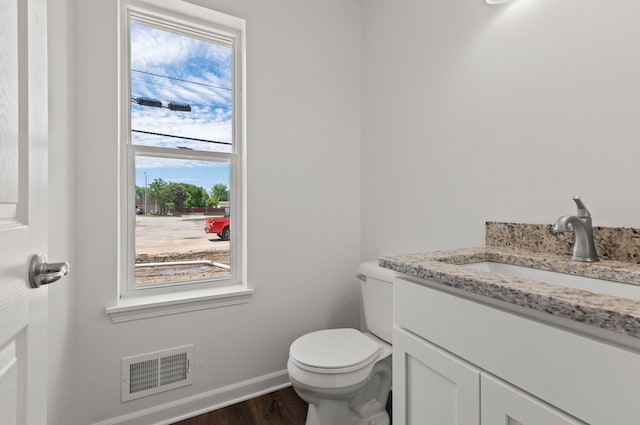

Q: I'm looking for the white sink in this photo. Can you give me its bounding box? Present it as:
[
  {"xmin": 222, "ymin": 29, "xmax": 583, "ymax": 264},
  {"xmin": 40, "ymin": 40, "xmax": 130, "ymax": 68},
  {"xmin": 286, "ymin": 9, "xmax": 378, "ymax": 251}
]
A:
[{"xmin": 461, "ymin": 261, "xmax": 640, "ymax": 301}]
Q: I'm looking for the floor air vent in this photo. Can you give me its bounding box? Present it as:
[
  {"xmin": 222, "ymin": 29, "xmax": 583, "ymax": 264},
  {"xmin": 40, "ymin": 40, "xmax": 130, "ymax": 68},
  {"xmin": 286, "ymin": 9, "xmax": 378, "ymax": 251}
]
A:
[{"xmin": 121, "ymin": 345, "xmax": 193, "ymax": 402}]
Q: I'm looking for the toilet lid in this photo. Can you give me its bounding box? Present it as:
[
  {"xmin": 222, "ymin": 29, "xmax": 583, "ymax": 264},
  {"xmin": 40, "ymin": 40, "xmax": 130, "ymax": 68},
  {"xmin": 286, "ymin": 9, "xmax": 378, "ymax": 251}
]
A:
[{"xmin": 289, "ymin": 328, "xmax": 379, "ymax": 370}]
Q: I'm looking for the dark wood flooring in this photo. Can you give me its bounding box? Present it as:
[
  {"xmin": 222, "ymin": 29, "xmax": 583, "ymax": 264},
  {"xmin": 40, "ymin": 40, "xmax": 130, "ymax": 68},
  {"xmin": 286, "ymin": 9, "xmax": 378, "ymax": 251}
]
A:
[{"xmin": 171, "ymin": 387, "xmax": 308, "ymax": 425}]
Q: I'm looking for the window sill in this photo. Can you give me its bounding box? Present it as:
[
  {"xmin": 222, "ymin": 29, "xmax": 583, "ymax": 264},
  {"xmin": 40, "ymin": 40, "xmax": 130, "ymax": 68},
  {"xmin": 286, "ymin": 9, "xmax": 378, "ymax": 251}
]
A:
[{"xmin": 106, "ymin": 285, "xmax": 254, "ymax": 323}]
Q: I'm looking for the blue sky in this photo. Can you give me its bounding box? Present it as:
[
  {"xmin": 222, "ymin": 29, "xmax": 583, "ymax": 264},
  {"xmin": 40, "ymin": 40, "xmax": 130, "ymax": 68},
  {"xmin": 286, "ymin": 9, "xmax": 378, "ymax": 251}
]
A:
[{"xmin": 130, "ymin": 22, "xmax": 232, "ymax": 191}]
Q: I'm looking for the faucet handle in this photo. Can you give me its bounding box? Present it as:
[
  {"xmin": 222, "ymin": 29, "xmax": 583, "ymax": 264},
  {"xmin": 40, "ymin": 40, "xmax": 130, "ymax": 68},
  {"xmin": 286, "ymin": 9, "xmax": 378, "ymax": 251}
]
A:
[{"xmin": 572, "ymin": 195, "xmax": 591, "ymax": 218}]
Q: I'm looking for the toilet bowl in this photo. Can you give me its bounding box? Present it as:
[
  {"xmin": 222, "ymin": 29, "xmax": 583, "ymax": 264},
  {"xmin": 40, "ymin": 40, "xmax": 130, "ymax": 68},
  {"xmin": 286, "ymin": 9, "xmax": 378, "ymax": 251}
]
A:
[{"xmin": 287, "ymin": 262, "xmax": 395, "ymax": 425}]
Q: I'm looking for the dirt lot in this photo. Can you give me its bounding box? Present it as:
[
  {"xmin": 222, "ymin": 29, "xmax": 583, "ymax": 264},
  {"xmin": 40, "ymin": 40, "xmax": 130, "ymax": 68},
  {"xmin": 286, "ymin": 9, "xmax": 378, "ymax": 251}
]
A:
[{"xmin": 135, "ymin": 215, "xmax": 230, "ymax": 284}]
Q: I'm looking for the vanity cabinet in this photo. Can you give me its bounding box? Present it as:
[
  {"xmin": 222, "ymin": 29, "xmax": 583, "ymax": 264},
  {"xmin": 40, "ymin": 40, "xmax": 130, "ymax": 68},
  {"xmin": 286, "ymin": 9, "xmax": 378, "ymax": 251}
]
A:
[
  {"xmin": 393, "ymin": 327, "xmax": 584, "ymax": 425},
  {"xmin": 393, "ymin": 276, "xmax": 640, "ymax": 425}
]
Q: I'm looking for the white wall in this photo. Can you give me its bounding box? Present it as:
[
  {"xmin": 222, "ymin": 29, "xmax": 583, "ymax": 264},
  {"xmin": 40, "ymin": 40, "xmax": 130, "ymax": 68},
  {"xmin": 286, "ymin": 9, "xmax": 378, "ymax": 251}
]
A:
[
  {"xmin": 361, "ymin": 0, "xmax": 640, "ymax": 260},
  {"xmin": 63, "ymin": 0, "xmax": 362, "ymax": 424},
  {"xmin": 48, "ymin": 0, "xmax": 76, "ymax": 423}
]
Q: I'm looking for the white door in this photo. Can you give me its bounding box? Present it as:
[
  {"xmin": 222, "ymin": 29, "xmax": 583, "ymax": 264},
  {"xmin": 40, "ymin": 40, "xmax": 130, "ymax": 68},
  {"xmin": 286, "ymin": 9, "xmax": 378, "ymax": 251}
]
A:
[{"xmin": 0, "ymin": 0, "xmax": 52, "ymax": 424}]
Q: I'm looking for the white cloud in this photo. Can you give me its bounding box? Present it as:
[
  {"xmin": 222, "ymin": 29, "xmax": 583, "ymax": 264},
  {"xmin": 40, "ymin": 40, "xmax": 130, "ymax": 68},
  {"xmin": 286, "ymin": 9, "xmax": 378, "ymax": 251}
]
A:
[
  {"xmin": 131, "ymin": 105, "xmax": 232, "ymax": 153},
  {"xmin": 131, "ymin": 24, "xmax": 192, "ymax": 69}
]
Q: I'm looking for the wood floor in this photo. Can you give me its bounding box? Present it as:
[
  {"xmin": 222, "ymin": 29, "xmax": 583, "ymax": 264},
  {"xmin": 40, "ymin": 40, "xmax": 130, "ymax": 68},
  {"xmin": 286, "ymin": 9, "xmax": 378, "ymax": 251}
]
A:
[{"xmin": 171, "ymin": 387, "xmax": 308, "ymax": 425}]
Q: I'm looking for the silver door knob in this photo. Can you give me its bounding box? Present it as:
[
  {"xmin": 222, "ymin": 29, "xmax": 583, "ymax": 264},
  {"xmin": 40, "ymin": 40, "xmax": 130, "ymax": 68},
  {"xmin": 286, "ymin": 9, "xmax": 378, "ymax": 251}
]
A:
[{"xmin": 28, "ymin": 254, "xmax": 69, "ymax": 288}]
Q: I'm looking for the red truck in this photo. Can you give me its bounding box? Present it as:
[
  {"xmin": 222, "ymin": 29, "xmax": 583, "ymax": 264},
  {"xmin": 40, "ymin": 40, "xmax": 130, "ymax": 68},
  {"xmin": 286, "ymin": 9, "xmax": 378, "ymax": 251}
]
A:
[{"xmin": 204, "ymin": 211, "xmax": 230, "ymax": 241}]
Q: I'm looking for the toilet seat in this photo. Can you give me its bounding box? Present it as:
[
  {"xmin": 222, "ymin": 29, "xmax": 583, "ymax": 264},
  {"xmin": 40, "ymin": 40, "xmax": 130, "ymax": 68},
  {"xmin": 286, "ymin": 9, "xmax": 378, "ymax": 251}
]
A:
[
  {"xmin": 289, "ymin": 328, "xmax": 380, "ymax": 374},
  {"xmin": 288, "ymin": 329, "xmax": 390, "ymax": 392}
]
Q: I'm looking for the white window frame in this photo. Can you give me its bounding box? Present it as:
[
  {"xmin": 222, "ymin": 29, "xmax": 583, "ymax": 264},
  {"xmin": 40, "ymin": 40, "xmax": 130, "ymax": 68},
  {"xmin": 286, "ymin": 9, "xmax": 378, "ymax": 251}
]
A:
[{"xmin": 108, "ymin": 0, "xmax": 250, "ymax": 322}]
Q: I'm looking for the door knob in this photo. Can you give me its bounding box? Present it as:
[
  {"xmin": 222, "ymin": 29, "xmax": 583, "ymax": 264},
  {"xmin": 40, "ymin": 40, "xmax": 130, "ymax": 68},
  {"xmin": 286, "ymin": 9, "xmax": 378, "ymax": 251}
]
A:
[{"xmin": 28, "ymin": 254, "xmax": 70, "ymax": 288}]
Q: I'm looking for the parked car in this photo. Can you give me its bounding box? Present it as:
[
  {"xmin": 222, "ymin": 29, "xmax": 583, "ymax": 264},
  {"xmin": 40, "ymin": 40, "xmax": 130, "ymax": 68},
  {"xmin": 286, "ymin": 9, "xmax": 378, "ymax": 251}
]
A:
[{"xmin": 204, "ymin": 209, "xmax": 230, "ymax": 241}]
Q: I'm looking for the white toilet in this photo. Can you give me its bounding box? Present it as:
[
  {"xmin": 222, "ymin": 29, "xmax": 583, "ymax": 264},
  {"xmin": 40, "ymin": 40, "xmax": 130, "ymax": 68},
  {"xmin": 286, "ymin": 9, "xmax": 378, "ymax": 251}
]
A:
[{"xmin": 287, "ymin": 261, "xmax": 395, "ymax": 425}]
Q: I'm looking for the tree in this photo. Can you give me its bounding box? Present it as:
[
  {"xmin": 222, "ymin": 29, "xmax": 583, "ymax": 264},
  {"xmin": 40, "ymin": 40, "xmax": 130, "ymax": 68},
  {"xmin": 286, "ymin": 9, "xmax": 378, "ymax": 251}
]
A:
[
  {"xmin": 135, "ymin": 186, "xmax": 145, "ymax": 200},
  {"xmin": 197, "ymin": 187, "xmax": 209, "ymax": 207},
  {"xmin": 148, "ymin": 178, "xmax": 171, "ymax": 214},
  {"xmin": 212, "ymin": 183, "xmax": 229, "ymax": 201},
  {"xmin": 182, "ymin": 184, "xmax": 209, "ymax": 208},
  {"xmin": 211, "ymin": 183, "xmax": 229, "ymax": 204},
  {"xmin": 171, "ymin": 184, "xmax": 188, "ymax": 209},
  {"xmin": 206, "ymin": 194, "xmax": 218, "ymax": 208}
]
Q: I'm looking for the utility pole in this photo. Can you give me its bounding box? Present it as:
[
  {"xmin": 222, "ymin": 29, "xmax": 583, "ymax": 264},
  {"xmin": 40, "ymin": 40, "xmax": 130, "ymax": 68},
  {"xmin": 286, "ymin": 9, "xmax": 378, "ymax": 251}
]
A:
[{"xmin": 144, "ymin": 172, "xmax": 148, "ymax": 215}]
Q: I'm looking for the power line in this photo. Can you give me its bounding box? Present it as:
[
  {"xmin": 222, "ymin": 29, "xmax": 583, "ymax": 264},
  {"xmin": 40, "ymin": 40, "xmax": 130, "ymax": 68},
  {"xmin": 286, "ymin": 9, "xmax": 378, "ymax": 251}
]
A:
[
  {"xmin": 132, "ymin": 129, "xmax": 232, "ymax": 146},
  {"xmin": 132, "ymin": 69, "xmax": 232, "ymax": 91},
  {"xmin": 131, "ymin": 77, "xmax": 231, "ymax": 103}
]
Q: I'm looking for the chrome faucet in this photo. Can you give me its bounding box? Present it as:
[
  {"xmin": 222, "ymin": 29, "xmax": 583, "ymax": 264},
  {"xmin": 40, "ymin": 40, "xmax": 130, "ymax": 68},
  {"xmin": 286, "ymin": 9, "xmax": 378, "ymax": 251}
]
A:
[{"xmin": 552, "ymin": 196, "xmax": 599, "ymax": 262}]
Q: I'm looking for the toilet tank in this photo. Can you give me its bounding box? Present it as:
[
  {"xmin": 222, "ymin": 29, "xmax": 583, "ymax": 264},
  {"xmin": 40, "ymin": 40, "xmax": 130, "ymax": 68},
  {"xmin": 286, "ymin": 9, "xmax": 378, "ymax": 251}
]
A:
[{"xmin": 357, "ymin": 261, "xmax": 396, "ymax": 344}]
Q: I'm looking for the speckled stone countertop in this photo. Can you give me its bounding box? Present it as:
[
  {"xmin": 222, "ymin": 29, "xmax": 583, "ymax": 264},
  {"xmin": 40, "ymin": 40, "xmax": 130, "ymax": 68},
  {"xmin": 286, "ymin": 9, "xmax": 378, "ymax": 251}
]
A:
[{"xmin": 380, "ymin": 223, "xmax": 640, "ymax": 339}]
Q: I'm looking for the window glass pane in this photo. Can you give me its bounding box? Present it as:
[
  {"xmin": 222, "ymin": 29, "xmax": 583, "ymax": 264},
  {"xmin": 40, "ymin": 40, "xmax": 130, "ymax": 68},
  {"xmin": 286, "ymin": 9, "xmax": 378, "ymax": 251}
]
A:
[
  {"xmin": 130, "ymin": 22, "xmax": 233, "ymax": 153},
  {"xmin": 135, "ymin": 156, "xmax": 231, "ymax": 286}
]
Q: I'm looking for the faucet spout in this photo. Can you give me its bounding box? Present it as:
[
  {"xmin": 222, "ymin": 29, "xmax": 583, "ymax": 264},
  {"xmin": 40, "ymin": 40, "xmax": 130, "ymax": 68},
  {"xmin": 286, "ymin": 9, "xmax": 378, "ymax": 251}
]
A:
[
  {"xmin": 552, "ymin": 215, "xmax": 576, "ymax": 233},
  {"xmin": 552, "ymin": 197, "xmax": 599, "ymax": 262}
]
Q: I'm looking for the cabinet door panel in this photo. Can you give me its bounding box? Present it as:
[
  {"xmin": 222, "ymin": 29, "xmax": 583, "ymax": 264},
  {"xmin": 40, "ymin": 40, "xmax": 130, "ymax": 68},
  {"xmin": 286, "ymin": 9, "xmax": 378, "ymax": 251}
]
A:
[
  {"xmin": 481, "ymin": 375, "xmax": 587, "ymax": 425},
  {"xmin": 393, "ymin": 327, "xmax": 480, "ymax": 425}
]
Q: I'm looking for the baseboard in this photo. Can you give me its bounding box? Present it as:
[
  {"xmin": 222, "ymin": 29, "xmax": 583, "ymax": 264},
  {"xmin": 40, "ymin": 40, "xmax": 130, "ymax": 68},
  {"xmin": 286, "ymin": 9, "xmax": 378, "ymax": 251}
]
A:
[{"xmin": 92, "ymin": 369, "xmax": 291, "ymax": 425}]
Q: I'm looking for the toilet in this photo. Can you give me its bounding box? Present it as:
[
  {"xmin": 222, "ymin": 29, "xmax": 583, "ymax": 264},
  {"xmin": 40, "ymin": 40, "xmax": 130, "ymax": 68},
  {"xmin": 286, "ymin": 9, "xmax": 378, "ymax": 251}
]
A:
[{"xmin": 287, "ymin": 261, "xmax": 395, "ymax": 425}]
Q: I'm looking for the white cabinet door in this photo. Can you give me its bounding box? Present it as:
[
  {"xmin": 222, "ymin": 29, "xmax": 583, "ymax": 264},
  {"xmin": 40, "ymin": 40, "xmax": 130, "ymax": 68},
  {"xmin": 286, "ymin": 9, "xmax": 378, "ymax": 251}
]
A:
[
  {"xmin": 0, "ymin": 0, "xmax": 49, "ymax": 424},
  {"xmin": 393, "ymin": 327, "xmax": 480, "ymax": 425},
  {"xmin": 481, "ymin": 375, "xmax": 587, "ymax": 425}
]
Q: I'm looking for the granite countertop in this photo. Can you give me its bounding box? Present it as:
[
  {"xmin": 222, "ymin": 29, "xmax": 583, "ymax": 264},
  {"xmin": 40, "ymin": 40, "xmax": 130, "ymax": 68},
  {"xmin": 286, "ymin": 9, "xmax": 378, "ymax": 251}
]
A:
[{"xmin": 379, "ymin": 247, "xmax": 640, "ymax": 339}]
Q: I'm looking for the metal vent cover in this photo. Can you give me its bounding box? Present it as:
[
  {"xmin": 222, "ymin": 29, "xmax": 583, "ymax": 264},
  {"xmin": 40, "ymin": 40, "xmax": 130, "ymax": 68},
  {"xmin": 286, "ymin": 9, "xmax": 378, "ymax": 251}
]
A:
[{"xmin": 121, "ymin": 345, "xmax": 193, "ymax": 402}]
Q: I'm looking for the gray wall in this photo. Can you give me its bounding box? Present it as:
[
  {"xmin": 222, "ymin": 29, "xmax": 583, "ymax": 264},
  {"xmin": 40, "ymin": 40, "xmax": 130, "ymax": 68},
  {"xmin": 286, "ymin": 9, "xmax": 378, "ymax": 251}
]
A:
[
  {"xmin": 361, "ymin": 0, "xmax": 640, "ymax": 260},
  {"xmin": 49, "ymin": 0, "xmax": 362, "ymax": 423},
  {"xmin": 48, "ymin": 0, "xmax": 76, "ymax": 423}
]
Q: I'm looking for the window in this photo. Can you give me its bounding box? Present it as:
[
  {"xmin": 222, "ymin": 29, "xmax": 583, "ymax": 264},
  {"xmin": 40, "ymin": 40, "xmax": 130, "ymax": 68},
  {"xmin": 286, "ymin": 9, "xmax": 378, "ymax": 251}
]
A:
[{"xmin": 117, "ymin": 0, "xmax": 246, "ymax": 303}]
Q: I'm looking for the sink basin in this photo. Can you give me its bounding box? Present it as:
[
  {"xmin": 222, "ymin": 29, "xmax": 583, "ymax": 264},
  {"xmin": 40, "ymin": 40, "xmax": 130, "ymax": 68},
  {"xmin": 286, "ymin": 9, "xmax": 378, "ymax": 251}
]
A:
[{"xmin": 461, "ymin": 261, "xmax": 640, "ymax": 301}]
